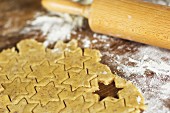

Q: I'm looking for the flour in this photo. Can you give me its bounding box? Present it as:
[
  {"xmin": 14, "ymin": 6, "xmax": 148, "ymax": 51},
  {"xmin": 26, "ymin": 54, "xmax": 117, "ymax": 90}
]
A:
[
  {"xmin": 137, "ymin": 96, "xmax": 141, "ymax": 104},
  {"xmin": 22, "ymin": 12, "xmax": 84, "ymax": 46},
  {"xmin": 82, "ymin": 36, "xmax": 91, "ymax": 48},
  {"xmin": 116, "ymin": 46, "xmax": 170, "ymax": 77},
  {"xmin": 145, "ymin": 0, "xmax": 170, "ymax": 6}
]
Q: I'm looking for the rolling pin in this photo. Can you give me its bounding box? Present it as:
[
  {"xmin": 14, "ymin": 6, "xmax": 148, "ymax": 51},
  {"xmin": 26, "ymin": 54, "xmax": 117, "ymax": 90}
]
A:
[{"xmin": 42, "ymin": 0, "xmax": 170, "ymax": 49}]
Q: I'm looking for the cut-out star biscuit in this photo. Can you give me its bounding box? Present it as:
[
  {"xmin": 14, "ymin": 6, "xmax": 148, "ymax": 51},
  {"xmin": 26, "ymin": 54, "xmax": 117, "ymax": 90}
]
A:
[
  {"xmin": 8, "ymin": 98, "xmax": 37, "ymax": 113},
  {"xmin": 28, "ymin": 61, "xmax": 56, "ymax": 83},
  {"xmin": 54, "ymin": 39, "xmax": 78, "ymax": 52},
  {"xmin": 45, "ymin": 48, "xmax": 64, "ymax": 63},
  {"xmin": 1, "ymin": 78, "xmax": 29, "ymax": 101},
  {"xmin": 58, "ymin": 85, "xmax": 84, "ymax": 101},
  {"xmin": 0, "ymin": 59, "xmax": 26, "ymax": 80},
  {"xmin": 58, "ymin": 48, "xmax": 90, "ymax": 70},
  {"xmin": 17, "ymin": 39, "xmax": 46, "ymax": 55},
  {"xmin": 63, "ymin": 69, "xmax": 97, "ymax": 91},
  {"xmin": 31, "ymin": 82, "xmax": 62, "ymax": 106},
  {"xmin": 84, "ymin": 48, "xmax": 102, "ymax": 62},
  {"xmin": 98, "ymin": 99, "xmax": 135, "ymax": 113}
]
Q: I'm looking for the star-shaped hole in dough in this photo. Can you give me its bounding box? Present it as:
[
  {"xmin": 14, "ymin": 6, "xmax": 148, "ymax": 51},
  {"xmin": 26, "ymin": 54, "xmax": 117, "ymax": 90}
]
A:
[
  {"xmin": 1, "ymin": 78, "xmax": 29, "ymax": 101},
  {"xmin": 94, "ymin": 81, "xmax": 123, "ymax": 101},
  {"xmin": 58, "ymin": 48, "xmax": 90, "ymax": 70},
  {"xmin": 63, "ymin": 69, "xmax": 97, "ymax": 91},
  {"xmin": 28, "ymin": 61, "xmax": 56, "ymax": 83},
  {"xmin": 60, "ymin": 96, "xmax": 91, "ymax": 113},
  {"xmin": 33, "ymin": 101, "xmax": 65, "ymax": 113},
  {"xmin": 8, "ymin": 98, "xmax": 37, "ymax": 113},
  {"xmin": 31, "ymin": 82, "xmax": 62, "ymax": 106}
]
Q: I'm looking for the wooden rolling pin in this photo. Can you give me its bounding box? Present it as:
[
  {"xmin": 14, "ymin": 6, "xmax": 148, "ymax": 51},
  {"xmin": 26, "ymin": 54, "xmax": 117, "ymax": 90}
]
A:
[{"xmin": 42, "ymin": 0, "xmax": 170, "ymax": 49}]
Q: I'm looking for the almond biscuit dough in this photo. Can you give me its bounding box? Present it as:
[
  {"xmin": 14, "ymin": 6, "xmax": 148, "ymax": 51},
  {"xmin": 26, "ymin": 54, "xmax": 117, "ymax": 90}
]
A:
[{"xmin": 0, "ymin": 39, "xmax": 146, "ymax": 113}]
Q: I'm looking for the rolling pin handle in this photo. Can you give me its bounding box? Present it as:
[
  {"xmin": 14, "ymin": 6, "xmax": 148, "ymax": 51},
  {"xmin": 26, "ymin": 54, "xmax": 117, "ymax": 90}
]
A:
[{"xmin": 41, "ymin": 0, "xmax": 90, "ymax": 18}]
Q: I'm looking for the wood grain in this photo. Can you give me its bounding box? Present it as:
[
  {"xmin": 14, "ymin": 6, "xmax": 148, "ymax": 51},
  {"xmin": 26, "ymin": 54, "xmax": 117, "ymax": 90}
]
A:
[{"xmin": 89, "ymin": 0, "xmax": 170, "ymax": 49}]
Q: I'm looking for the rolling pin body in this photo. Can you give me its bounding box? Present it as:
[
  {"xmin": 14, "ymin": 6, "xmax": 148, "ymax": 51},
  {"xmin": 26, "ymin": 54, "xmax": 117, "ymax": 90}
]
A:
[{"xmin": 89, "ymin": 0, "xmax": 170, "ymax": 49}]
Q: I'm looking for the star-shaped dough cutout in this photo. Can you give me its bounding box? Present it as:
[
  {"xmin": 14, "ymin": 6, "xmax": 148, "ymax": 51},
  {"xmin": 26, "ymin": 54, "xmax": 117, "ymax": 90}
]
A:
[
  {"xmin": 0, "ymin": 59, "xmax": 26, "ymax": 80},
  {"xmin": 33, "ymin": 101, "xmax": 65, "ymax": 113},
  {"xmin": 8, "ymin": 98, "xmax": 37, "ymax": 113},
  {"xmin": 85, "ymin": 62, "xmax": 114, "ymax": 85},
  {"xmin": 60, "ymin": 96, "xmax": 91, "ymax": 113},
  {"xmin": 63, "ymin": 69, "xmax": 97, "ymax": 91},
  {"xmin": 1, "ymin": 78, "xmax": 29, "ymax": 101},
  {"xmin": 28, "ymin": 61, "xmax": 56, "ymax": 82},
  {"xmin": 54, "ymin": 39, "xmax": 78, "ymax": 52},
  {"xmin": 84, "ymin": 48, "xmax": 102, "ymax": 62},
  {"xmin": 58, "ymin": 85, "xmax": 84, "ymax": 101},
  {"xmin": 17, "ymin": 39, "xmax": 46, "ymax": 55},
  {"xmin": 31, "ymin": 82, "xmax": 62, "ymax": 105},
  {"xmin": 17, "ymin": 39, "xmax": 46, "ymax": 66},
  {"xmin": 45, "ymin": 49, "xmax": 64, "ymax": 63},
  {"xmin": 58, "ymin": 48, "xmax": 90, "ymax": 70},
  {"xmin": 98, "ymin": 99, "xmax": 134, "ymax": 113}
]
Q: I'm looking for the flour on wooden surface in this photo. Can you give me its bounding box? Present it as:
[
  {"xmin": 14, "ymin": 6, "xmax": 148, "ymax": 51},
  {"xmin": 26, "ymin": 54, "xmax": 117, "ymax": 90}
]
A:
[
  {"xmin": 22, "ymin": 12, "xmax": 83, "ymax": 46},
  {"xmin": 114, "ymin": 46, "xmax": 170, "ymax": 113},
  {"xmin": 116, "ymin": 46, "xmax": 170, "ymax": 76}
]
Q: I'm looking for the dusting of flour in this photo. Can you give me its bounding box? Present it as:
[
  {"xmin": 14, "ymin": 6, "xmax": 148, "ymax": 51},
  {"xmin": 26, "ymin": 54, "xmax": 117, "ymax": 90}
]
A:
[
  {"xmin": 113, "ymin": 46, "xmax": 170, "ymax": 113},
  {"xmin": 21, "ymin": 12, "xmax": 83, "ymax": 46},
  {"xmin": 116, "ymin": 46, "xmax": 170, "ymax": 76}
]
